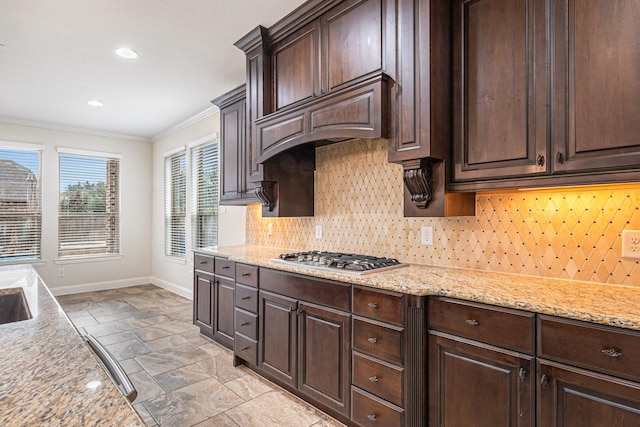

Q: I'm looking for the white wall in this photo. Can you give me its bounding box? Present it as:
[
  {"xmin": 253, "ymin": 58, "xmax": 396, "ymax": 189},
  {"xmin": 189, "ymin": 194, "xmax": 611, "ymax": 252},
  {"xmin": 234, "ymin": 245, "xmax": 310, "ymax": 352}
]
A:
[
  {"xmin": 150, "ymin": 110, "xmax": 248, "ymax": 299},
  {"xmin": 0, "ymin": 122, "xmax": 153, "ymax": 294}
]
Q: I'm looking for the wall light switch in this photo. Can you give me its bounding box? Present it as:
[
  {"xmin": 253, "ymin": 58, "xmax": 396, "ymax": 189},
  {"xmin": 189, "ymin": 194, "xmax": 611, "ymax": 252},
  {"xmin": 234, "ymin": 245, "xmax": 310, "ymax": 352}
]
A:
[
  {"xmin": 622, "ymin": 230, "xmax": 640, "ymax": 259},
  {"xmin": 57, "ymin": 268, "xmax": 65, "ymax": 277},
  {"xmin": 268, "ymin": 223, "xmax": 273, "ymax": 236},
  {"xmin": 316, "ymin": 224, "xmax": 323, "ymax": 240},
  {"xmin": 421, "ymin": 226, "xmax": 433, "ymax": 246}
]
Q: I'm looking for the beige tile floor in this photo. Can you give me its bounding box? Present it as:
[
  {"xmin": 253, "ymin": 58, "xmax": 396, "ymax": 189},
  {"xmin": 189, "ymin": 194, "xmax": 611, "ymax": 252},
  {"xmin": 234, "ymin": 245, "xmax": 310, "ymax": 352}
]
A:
[{"xmin": 57, "ymin": 284, "xmax": 346, "ymax": 427}]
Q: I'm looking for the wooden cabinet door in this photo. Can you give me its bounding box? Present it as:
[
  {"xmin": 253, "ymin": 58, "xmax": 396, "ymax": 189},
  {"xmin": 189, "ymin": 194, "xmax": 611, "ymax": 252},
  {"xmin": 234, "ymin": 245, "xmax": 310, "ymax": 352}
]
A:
[
  {"xmin": 453, "ymin": 0, "xmax": 547, "ymax": 181},
  {"xmin": 538, "ymin": 359, "xmax": 640, "ymax": 427},
  {"xmin": 220, "ymin": 97, "xmax": 244, "ymax": 202},
  {"xmin": 297, "ymin": 302, "xmax": 351, "ymax": 417},
  {"xmin": 213, "ymin": 276, "xmax": 235, "ymax": 350},
  {"xmin": 193, "ymin": 270, "xmax": 214, "ymax": 338},
  {"xmin": 429, "ymin": 332, "xmax": 535, "ymax": 427},
  {"xmin": 259, "ymin": 290, "xmax": 298, "ymax": 388},
  {"xmin": 550, "ymin": 0, "xmax": 640, "ymax": 174}
]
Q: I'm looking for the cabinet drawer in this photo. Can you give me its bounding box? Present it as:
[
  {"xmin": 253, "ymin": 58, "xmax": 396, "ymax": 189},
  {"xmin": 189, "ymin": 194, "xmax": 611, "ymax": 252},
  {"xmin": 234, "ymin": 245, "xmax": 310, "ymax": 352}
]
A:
[
  {"xmin": 234, "ymin": 333, "xmax": 258, "ymax": 366},
  {"xmin": 235, "ymin": 308, "xmax": 258, "ymax": 340},
  {"xmin": 194, "ymin": 253, "xmax": 214, "ymax": 274},
  {"xmin": 351, "ymin": 387, "xmax": 404, "ymax": 427},
  {"xmin": 353, "ymin": 318, "xmax": 403, "ymax": 366},
  {"xmin": 538, "ymin": 315, "xmax": 640, "ymax": 382},
  {"xmin": 428, "ymin": 297, "xmax": 535, "ymax": 354},
  {"xmin": 236, "ymin": 264, "xmax": 259, "ymax": 287},
  {"xmin": 236, "ymin": 284, "xmax": 258, "ymax": 313},
  {"xmin": 353, "ymin": 287, "xmax": 403, "ymax": 325},
  {"xmin": 353, "ymin": 352, "xmax": 403, "ymax": 407},
  {"xmin": 215, "ymin": 258, "xmax": 236, "ymax": 278}
]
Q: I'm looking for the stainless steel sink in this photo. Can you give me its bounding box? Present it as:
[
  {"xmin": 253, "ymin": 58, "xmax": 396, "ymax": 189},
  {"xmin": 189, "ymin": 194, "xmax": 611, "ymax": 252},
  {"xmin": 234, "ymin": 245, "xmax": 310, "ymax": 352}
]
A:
[{"xmin": 0, "ymin": 288, "xmax": 32, "ymax": 325}]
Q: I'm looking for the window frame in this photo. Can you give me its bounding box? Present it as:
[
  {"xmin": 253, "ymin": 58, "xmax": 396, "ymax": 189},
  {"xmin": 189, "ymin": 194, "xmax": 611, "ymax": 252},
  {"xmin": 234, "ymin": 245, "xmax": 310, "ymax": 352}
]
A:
[
  {"xmin": 190, "ymin": 139, "xmax": 219, "ymax": 251},
  {"xmin": 164, "ymin": 148, "xmax": 187, "ymax": 259}
]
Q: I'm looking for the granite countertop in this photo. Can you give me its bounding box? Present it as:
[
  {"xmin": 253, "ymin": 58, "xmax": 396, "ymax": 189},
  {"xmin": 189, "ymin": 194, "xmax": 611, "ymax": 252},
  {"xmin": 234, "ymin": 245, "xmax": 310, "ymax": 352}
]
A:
[
  {"xmin": 0, "ymin": 264, "xmax": 144, "ymax": 427},
  {"xmin": 200, "ymin": 245, "xmax": 640, "ymax": 332}
]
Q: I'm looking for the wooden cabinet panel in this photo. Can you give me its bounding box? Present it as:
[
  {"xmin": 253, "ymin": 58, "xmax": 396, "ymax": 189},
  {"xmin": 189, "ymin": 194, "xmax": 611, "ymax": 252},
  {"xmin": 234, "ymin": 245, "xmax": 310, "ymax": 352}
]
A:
[
  {"xmin": 273, "ymin": 22, "xmax": 320, "ymax": 110},
  {"xmin": 351, "ymin": 387, "xmax": 404, "ymax": 427},
  {"xmin": 353, "ymin": 317, "xmax": 403, "ymax": 365},
  {"xmin": 551, "ymin": 0, "xmax": 640, "ymax": 174},
  {"xmin": 193, "ymin": 270, "xmax": 214, "ymax": 338},
  {"xmin": 538, "ymin": 315, "xmax": 640, "ymax": 383},
  {"xmin": 538, "ymin": 359, "xmax": 640, "ymax": 427},
  {"xmin": 235, "ymin": 333, "xmax": 258, "ymax": 366},
  {"xmin": 429, "ymin": 332, "xmax": 535, "ymax": 427},
  {"xmin": 213, "ymin": 277, "xmax": 235, "ymax": 349},
  {"xmin": 236, "ymin": 263, "xmax": 259, "ymax": 288},
  {"xmin": 353, "ymin": 287, "xmax": 403, "ymax": 325},
  {"xmin": 428, "ymin": 297, "xmax": 535, "ymax": 354},
  {"xmin": 298, "ymin": 302, "xmax": 351, "ymax": 416},
  {"xmin": 215, "ymin": 257, "xmax": 236, "ymax": 278},
  {"xmin": 235, "ymin": 308, "xmax": 258, "ymax": 340},
  {"xmin": 235, "ymin": 283, "xmax": 258, "ymax": 314},
  {"xmin": 353, "ymin": 352, "xmax": 403, "ymax": 407},
  {"xmin": 193, "ymin": 253, "xmax": 214, "ymax": 274},
  {"xmin": 323, "ymin": 0, "xmax": 382, "ymax": 91},
  {"xmin": 259, "ymin": 290, "xmax": 298, "ymax": 387},
  {"xmin": 453, "ymin": 0, "xmax": 547, "ymax": 181}
]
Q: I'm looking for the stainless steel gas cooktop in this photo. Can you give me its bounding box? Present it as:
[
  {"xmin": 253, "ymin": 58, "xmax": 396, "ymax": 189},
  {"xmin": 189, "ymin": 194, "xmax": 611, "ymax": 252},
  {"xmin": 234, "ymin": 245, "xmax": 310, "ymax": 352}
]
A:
[{"xmin": 269, "ymin": 251, "xmax": 408, "ymax": 275}]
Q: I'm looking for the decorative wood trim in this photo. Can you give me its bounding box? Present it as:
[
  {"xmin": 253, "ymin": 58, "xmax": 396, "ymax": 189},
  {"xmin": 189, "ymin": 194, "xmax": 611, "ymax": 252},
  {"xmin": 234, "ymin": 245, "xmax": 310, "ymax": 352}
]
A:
[
  {"xmin": 254, "ymin": 181, "xmax": 276, "ymax": 210},
  {"xmin": 402, "ymin": 159, "xmax": 434, "ymax": 209}
]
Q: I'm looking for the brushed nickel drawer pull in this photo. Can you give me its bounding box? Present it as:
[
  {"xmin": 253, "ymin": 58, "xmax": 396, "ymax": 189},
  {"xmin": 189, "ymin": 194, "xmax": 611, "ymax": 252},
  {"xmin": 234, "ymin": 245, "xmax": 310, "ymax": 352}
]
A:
[
  {"xmin": 368, "ymin": 376, "xmax": 379, "ymax": 382},
  {"xmin": 241, "ymin": 296, "xmax": 251, "ymax": 300},
  {"xmin": 367, "ymin": 414, "xmax": 377, "ymax": 421},
  {"xmin": 199, "ymin": 261, "xmax": 207, "ymax": 265},
  {"xmin": 367, "ymin": 337, "xmax": 378, "ymax": 344},
  {"xmin": 368, "ymin": 303, "xmax": 378, "ymax": 308},
  {"xmin": 240, "ymin": 346, "xmax": 249, "ymax": 351},
  {"xmin": 602, "ymin": 348, "xmax": 622, "ymax": 358},
  {"xmin": 519, "ymin": 368, "xmax": 527, "ymax": 381},
  {"xmin": 222, "ymin": 265, "xmax": 230, "ymax": 269},
  {"xmin": 241, "ymin": 273, "xmax": 251, "ymax": 276},
  {"xmin": 540, "ymin": 374, "xmax": 549, "ymax": 388},
  {"xmin": 240, "ymin": 322, "xmax": 250, "ymax": 326},
  {"xmin": 466, "ymin": 319, "xmax": 479, "ymax": 326}
]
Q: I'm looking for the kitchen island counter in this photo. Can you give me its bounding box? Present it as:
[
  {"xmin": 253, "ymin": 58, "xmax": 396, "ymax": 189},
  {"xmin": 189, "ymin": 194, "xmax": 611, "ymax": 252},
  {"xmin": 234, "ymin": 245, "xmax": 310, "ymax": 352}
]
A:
[
  {"xmin": 201, "ymin": 245, "xmax": 640, "ymax": 331},
  {"xmin": 0, "ymin": 264, "xmax": 144, "ymax": 427}
]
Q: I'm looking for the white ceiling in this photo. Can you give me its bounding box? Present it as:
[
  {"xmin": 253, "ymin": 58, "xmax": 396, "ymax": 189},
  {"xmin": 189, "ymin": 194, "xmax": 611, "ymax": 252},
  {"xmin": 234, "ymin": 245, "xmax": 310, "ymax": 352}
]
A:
[{"xmin": 0, "ymin": 0, "xmax": 306, "ymax": 141}]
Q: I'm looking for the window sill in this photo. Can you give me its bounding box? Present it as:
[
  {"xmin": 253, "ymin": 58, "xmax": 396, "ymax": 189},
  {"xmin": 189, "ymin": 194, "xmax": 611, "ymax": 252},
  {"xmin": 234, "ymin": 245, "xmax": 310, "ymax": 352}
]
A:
[
  {"xmin": 164, "ymin": 256, "xmax": 187, "ymax": 265},
  {"xmin": 0, "ymin": 259, "xmax": 46, "ymax": 267},
  {"xmin": 54, "ymin": 254, "xmax": 124, "ymax": 265}
]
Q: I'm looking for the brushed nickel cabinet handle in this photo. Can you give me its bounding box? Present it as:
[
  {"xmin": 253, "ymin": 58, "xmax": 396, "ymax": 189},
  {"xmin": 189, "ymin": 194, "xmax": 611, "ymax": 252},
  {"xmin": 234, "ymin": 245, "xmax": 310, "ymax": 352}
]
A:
[
  {"xmin": 368, "ymin": 376, "xmax": 379, "ymax": 382},
  {"xmin": 199, "ymin": 261, "xmax": 207, "ymax": 265},
  {"xmin": 368, "ymin": 303, "xmax": 378, "ymax": 308},
  {"xmin": 222, "ymin": 265, "xmax": 230, "ymax": 269},
  {"xmin": 367, "ymin": 337, "xmax": 378, "ymax": 343},
  {"xmin": 540, "ymin": 374, "xmax": 549, "ymax": 388},
  {"xmin": 241, "ymin": 273, "xmax": 251, "ymax": 276},
  {"xmin": 602, "ymin": 348, "xmax": 622, "ymax": 358},
  {"xmin": 519, "ymin": 368, "xmax": 527, "ymax": 381},
  {"xmin": 240, "ymin": 322, "xmax": 250, "ymax": 326},
  {"xmin": 241, "ymin": 296, "xmax": 251, "ymax": 300},
  {"xmin": 239, "ymin": 346, "xmax": 249, "ymax": 351},
  {"xmin": 536, "ymin": 154, "xmax": 545, "ymax": 167},
  {"xmin": 466, "ymin": 319, "xmax": 479, "ymax": 326},
  {"xmin": 367, "ymin": 414, "xmax": 377, "ymax": 421}
]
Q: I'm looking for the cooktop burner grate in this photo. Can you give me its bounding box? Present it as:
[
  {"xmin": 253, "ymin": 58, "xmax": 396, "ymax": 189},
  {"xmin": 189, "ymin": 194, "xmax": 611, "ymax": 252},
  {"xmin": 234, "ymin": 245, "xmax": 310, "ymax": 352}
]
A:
[{"xmin": 271, "ymin": 251, "xmax": 407, "ymax": 275}]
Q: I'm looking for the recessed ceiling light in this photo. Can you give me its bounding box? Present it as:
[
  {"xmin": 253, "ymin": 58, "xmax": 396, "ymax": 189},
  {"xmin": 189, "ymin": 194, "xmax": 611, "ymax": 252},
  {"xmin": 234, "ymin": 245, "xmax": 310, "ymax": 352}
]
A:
[
  {"xmin": 115, "ymin": 47, "xmax": 138, "ymax": 59},
  {"xmin": 87, "ymin": 100, "xmax": 104, "ymax": 108}
]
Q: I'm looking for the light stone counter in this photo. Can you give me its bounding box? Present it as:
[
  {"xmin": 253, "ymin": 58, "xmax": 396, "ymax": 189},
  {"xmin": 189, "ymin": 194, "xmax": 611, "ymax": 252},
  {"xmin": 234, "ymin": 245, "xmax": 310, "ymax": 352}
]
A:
[
  {"xmin": 200, "ymin": 245, "xmax": 640, "ymax": 331},
  {"xmin": 0, "ymin": 264, "xmax": 144, "ymax": 427}
]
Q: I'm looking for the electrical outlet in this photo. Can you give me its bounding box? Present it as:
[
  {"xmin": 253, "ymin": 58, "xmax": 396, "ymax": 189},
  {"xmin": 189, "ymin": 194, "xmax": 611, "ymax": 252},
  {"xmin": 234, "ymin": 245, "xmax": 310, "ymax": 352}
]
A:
[
  {"xmin": 268, "ymin": 223, "xmax": 273, "ymax": 236},
  {"xmin": 421, "ymin": 226, "xmax": 433, "ymax": 246},
  {"xmin": 316, "ymin": 224, "xmax": 323, "ymax": 239},
  {"xmin": 57, "ymin": 268, "xmax": 65, "ymax": 277},
  {"xmin": 622, "ymin": 230, "xmax": 640, "ymax": 259}
]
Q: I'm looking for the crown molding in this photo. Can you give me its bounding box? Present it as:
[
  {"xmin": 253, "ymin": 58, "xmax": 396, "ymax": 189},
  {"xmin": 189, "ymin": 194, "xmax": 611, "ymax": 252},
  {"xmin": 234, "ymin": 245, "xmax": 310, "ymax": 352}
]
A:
[
  {"xmin": 0, "ymin": 116, "xmax": 151, "ymax": 142},
  {"xmin": 151, "ymin": 106, "xmax": 219, "ymax": 142}
]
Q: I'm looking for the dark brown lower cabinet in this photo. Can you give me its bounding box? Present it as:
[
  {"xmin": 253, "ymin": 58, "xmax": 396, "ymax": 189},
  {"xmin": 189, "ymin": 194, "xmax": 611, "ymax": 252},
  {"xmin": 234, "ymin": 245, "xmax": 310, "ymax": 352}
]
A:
[
  {"xmin": 193, "ymin": 269, "xmax": 214, "ymax": 338},
  {"xmin": 429, "ymin": 332, "xmax": 535, "ymax": 427},
  {"xmin": 258, "ymin": 289, "xmax": 351, "ymax": 419},
  {"xmin": 537, "ymin": 360, "xmax": 640, "ymax": 426},
  {"xmin": 213, "ymin": 276, "xmax": 235, "ymax": 349}
]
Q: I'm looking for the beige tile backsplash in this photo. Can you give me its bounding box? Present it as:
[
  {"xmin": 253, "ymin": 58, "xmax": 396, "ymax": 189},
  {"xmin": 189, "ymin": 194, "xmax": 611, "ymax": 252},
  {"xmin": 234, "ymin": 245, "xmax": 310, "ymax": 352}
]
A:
[{"xmin": 246, "ymin": 138, "xmax": 640, "ymax": 287}]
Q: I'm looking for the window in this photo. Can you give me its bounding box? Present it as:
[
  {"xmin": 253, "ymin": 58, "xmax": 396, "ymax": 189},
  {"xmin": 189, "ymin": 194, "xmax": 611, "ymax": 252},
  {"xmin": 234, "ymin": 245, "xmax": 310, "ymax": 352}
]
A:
[
  {"xmin": 191, "ymin": 142, "xmax": 219, "ymax": 249},
  {"xmin": 0, "ymin": 146, "xmax": 42, "ymax": 262},
  {"xmin": 58, "ymin": 149, "xmax": 120, "ymax": 258},
  {"xmin": 165, "ymin": 151, "xmax": 186, "ymax": 257}
]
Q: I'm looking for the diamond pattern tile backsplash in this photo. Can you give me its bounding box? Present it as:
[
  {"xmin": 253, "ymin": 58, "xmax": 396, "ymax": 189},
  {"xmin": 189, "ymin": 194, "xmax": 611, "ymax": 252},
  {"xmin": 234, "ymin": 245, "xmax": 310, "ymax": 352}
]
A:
[{"xmin": 246, "ymin": 138, "xmax": 640, "ymax": 287}]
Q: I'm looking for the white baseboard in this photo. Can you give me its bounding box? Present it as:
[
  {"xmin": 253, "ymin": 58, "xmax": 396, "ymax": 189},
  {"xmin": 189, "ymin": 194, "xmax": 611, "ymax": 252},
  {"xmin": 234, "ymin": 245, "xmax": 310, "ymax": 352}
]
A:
[
  {"xmin": 150, "ymin": 276, "xmax": 193, "ymax": 300},
  {"xmin": 49, "ymin": 276, "xmax": 193, "ymax": 300},
  {"xmin": 50, "ymin": 276, "xmax": 153, "ymax": 296}
]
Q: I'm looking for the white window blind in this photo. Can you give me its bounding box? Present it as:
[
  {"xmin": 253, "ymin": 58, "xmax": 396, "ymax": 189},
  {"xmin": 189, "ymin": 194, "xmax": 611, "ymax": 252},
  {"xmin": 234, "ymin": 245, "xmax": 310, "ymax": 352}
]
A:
[
  {"xmin": 191, "ymin": 142, "xmax": 219, "ymax": 249},
  {"xmin": 0, "ymin": 148, "xmax": 42, "ymax": 262},
  {"xmin": 165, "ymin": 152, "xmax": 186, "ymax": 257},
  {"xmin": 58, "ymin": 153, "xmax": 120, "ymax": 258}
]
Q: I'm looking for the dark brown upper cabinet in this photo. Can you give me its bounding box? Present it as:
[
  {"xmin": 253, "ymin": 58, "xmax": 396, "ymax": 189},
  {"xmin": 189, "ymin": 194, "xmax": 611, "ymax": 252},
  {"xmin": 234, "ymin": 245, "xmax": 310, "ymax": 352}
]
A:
[
  {"xmin": 452, "ymin": 0, "xmax": 640, "ymax": 192},
  {"xmin": 386, "ymin": 0, "xmax": 476, "ymax": 217},
  {"xmin": 211, "ymin": 85, "xmax": 259, "ymax": 205}
]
